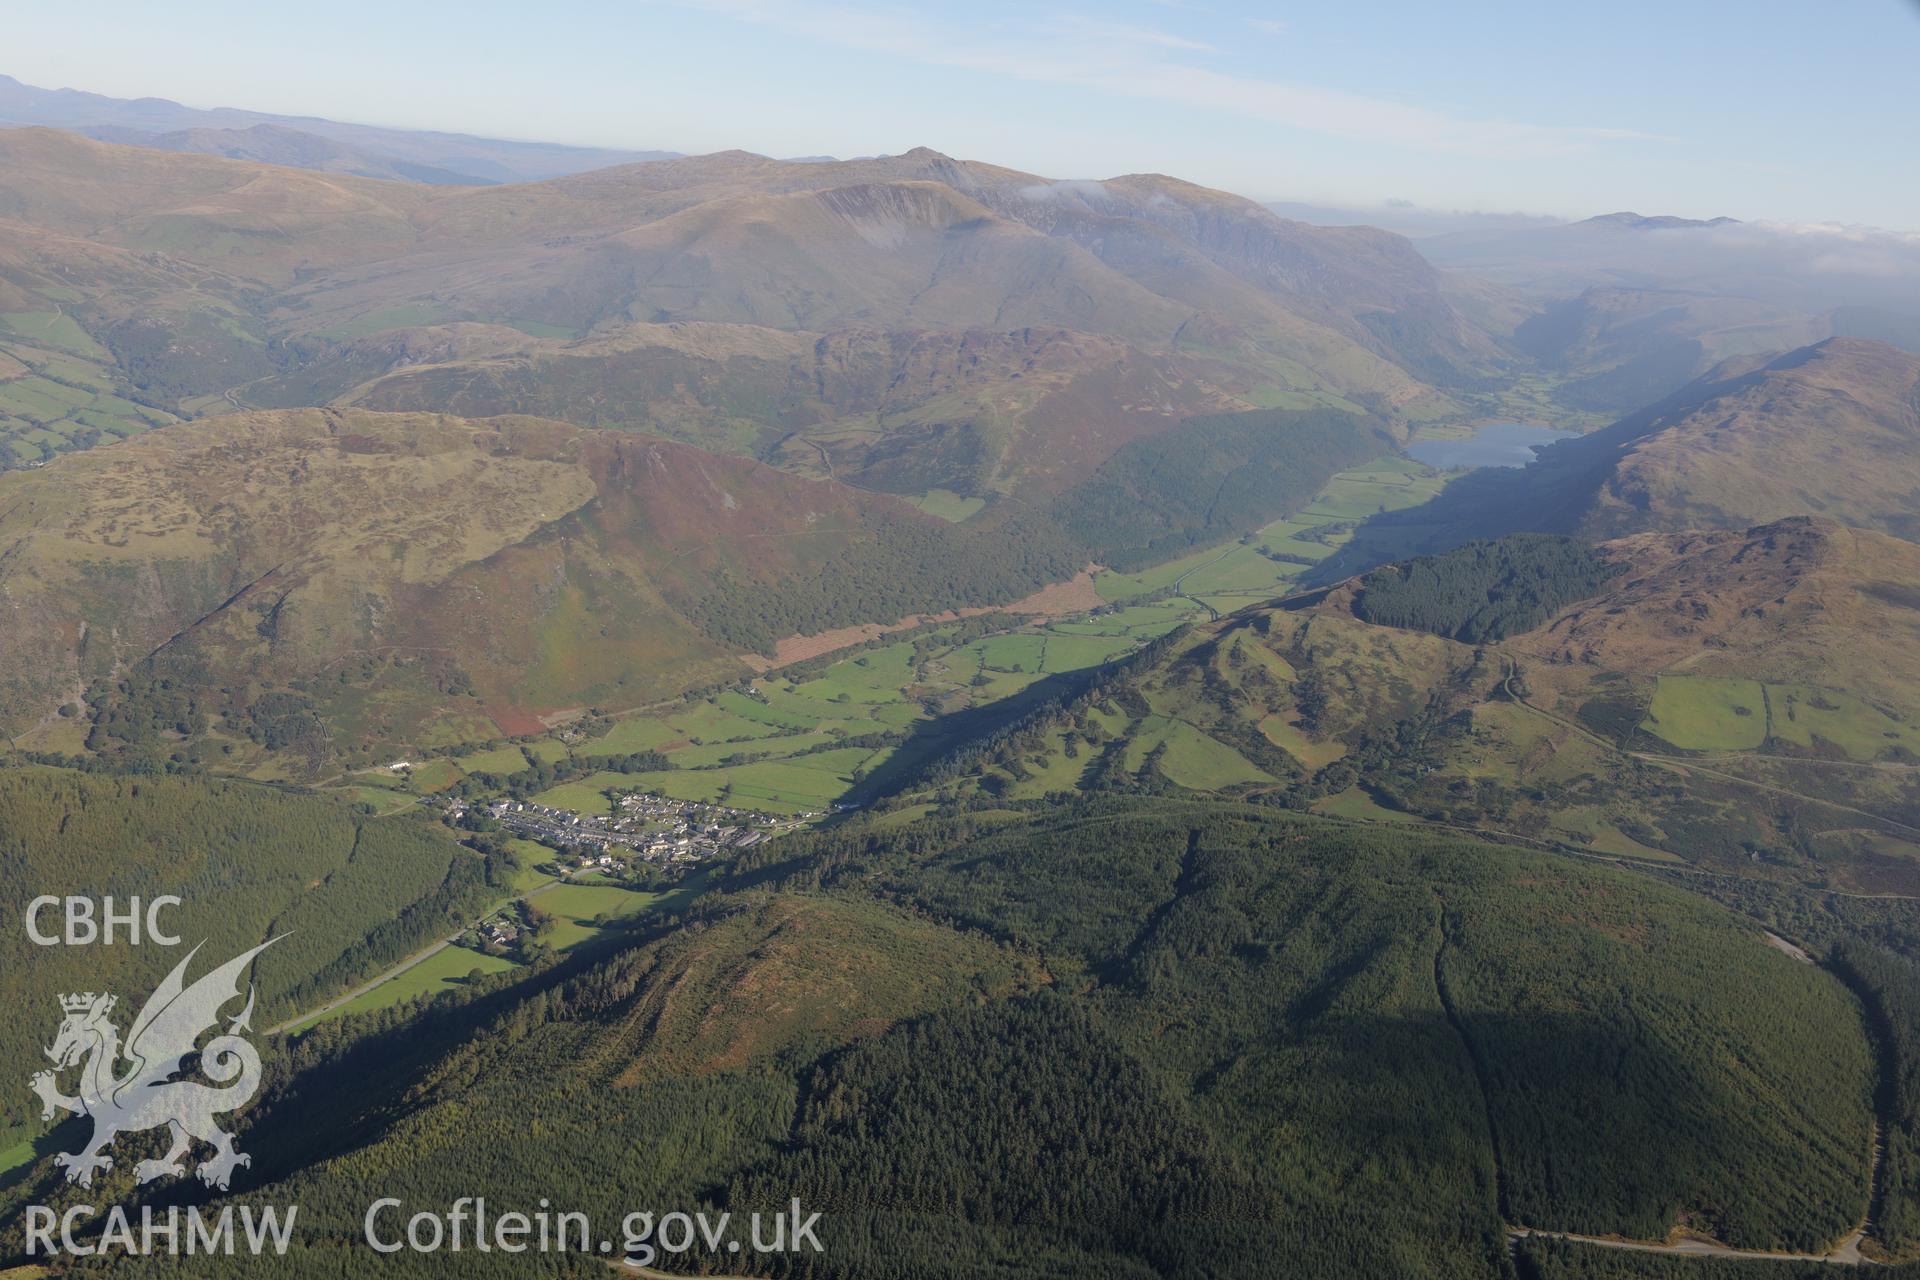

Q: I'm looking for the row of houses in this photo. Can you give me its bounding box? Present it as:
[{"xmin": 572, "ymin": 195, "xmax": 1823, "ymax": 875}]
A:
[{"xmin": 478, "ymin": 789, "xmax": 795, "ymax": 868}]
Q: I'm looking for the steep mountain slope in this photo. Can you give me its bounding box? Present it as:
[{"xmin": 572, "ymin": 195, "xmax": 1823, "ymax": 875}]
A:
[
  {"xmin": 1506, "ymin": 519, "xmax": 1920, "ymax": 715},
  {"xmin": 1566, "ymin": 338, "xmax": 1920, "ymax": 540},
  {"xmin": 325, "ymin": 322, "xmax": 1250, "ymax": 497},
  {"xmin": 0, "ymin": 408, "xmax": 1083, "ymax": 764}
]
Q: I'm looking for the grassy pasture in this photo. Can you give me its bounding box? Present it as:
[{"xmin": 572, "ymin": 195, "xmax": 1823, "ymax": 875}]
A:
[
  {"xmin": 461, "ymin": 744, "xmax": 533, "ymax": 774},
  {"xmin": 1643, "ymin": 676, "xmax": 1917, "ymax": 760},
  {"xmin": 536, "ymin": 883, "xmax": 661, "ymax": 948},
  {"xmin": 1260, "ymin": 714, "xmax": 1348, "ymax": 770},
  {"xmin": 1123, "ymin": 716, "xmax": 1270, "ymax": 790},
  {"xmin": 316, "ymin": 946, "xmax": 521, "ymax": 1023},
  {"xmin": 579, "ymin": 716, "xmax": 682, "ymax": 755},
  {"xmin": 968, "ymin": 633, "xmax": 1048, "ymax": 674},
  {"xmin": 1041, "ymin": 633, "xmax": 1134, "ymax": 673},
  {"xmin": 1642, "ymin": 676, "xmax": 1769, "ymax": 751},
  {"xmin": 529, "ymin": 773, "xmax": 626, "ymax": 813},
  {"xmin": 912, "ymin": 488, "xmax": 987, "ymax": 522},
  {"xmin": 1090, "ymin": 456, "xmax": 1439, "ymax": 609},
  {"xmin": 406, "ymin": 758, "xmax": 465, "ymax": 792},
  {"xmin": 337, "ymin": 785, "xmax": 419, "ymax": 815},
  {"xmin": 524, "ymin": 738, "xmax": 572, "ymax": 764},
  {"xmin": 1313, "ymin": 787, "xmax": 1421, "ymax": 822},
  {"xmin": 1768, "ymin": 684, "xmax": 1920, "ymax": 759}
]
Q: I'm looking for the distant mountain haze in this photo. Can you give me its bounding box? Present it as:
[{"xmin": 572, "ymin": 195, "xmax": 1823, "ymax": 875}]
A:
[
  {"xmin": 1420, "ymin": 209, "xmax": 1920, "ymax": 317},
  {"xmin": 1313, "ymin": 336, "xmax": 1920, "ymax": 579},
  {"xmin": 76, "ymin": 122, "xmax": 486, "ymax": 185},
  {"xmin": 0, "ymin": 71, "xmax": 675, "ymax": 182},
  {"xmin": 0, "ymin": 126, "xmax": 1501, "ymax": 499}
]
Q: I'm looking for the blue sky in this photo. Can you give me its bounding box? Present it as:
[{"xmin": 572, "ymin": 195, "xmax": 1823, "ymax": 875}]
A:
[{"xmin": 8, "ymin": 0, "xmax": 1917, "ymax": 227}]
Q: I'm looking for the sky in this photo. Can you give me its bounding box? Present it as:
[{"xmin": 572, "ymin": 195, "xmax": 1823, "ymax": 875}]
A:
[{"xmin": 6, "ymin": 0, "xmax": 1918, "ymax": 228}]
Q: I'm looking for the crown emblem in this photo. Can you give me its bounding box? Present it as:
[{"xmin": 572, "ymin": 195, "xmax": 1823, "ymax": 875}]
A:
[{"xmin": 34, "ymin": 938, "xmax": 282, "ymax": 1193}]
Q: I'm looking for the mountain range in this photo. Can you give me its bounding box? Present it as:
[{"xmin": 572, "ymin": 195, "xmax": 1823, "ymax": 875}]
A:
[
  {"xmin": 4, "ymin": 74, "xmax": 1920, "ymax": 1280},
  {"xmin": 0, "ymin": 72, "xmax": 672, "ymax": 182}
]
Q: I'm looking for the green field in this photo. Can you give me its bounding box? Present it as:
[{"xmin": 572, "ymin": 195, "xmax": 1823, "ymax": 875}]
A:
[
  {"xmin": 967, "ymin": 633, "xmax": 1048, "ymax": 674},
  {"xmin": 1122, "ymin": 715, "xmax": 1271, "ymax": 790},
  {"xmin": 1260, "ymin": 714, "xmax": 1347, "ymax": 770},
  {"xmin": 388, "ymin": 456, "xmax": 1455, "ymax": 822},
  {"xmin": 406, "ymin": 758, "xmax": 465, "ymax": 792},
  {"xmin": 314, "ymin": 945, "xmax": 522, "ymax": 1023},
  {"xmin": 536, "ymin": 883, "xmax": 661, "ymax": 948},
  {"xmin": 1641, "ymin": 676, "xmax": 1917, "ymax": 760},
  {"xmin": 1041, "ymin": 633, "xmax": 1134, "ymax": 673},
  {"xmin": 505, "ymin": 842, "xmax": 559, "ymax": 889},
  {"xmin": 552, "ymin": 611, "xmax": 1178, "ymax": 815},
  {"xmin": 1768, "ymin": 684, "xmax": 1920, "ymax": 759},
  {"xmin": 398, "ymin": 457, "xmax": 1455, "ymax": 823},
  {"xmin": 335, "ymin": 784, "xmax": 419, "ymax": 815},
  {"xmin": 530, "ymin": 773, "xmax": 627, "ymax": 813},
  {"xmin": 911, "ymin": 488, "xmax": 987, "ymax": 521},
  {"xmin": 308, "ymin": 882, "xmax": 659, "ymax": 1024},
  {"xmin": 1642, "ymin": 676, "xmax": 1770, "ymax": 751},
  {"xmin": 621, "ymin": 747, "xmax": 876, "ymax": 813},
  {"xmin": 0, "ymin": 1134, "xmax": 35, "ymax": 1178},
  {"xmin": 0, "ymin": 328, "xmax": 179, "ymax": 467},
  {"xmin": 1093, "ymin": 455, "xmax": 1444, "ymax": 609},
  {"xmin": 579, "ymin": 716, "xmax": 683, "ymax": 755},
  {"xmin": 462, "ymin": 744, "xmax": 534, "ymax": 774},
  {"xmin": 1313, "ymin": 786, "xmax": 1422, "ymax": 822}
]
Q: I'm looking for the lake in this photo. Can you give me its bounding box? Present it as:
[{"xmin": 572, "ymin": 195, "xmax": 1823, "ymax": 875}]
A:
[{"xmin": 1406, "ymin": 423, "xmax": 1579, "ymax": 470}]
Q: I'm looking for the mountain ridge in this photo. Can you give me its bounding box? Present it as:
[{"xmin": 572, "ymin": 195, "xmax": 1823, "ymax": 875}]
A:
[{"xmin": 0, "ymin": 72, "xmax": 674, "ymax": 181}]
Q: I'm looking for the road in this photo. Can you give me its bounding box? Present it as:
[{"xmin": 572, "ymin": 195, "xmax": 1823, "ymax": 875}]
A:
[
  {"xmin": 1170, "ymin": 547, "xmax": 1236, "ymax": 621},
  {"xmin": 1507, "ymin": 1119, "xmax": 1885, "ymax": 1267},
  {"xmin": 1508, "ymin": 1225, "xmax": 1879, "ymax": 1266},
  {"xmin": 265, "ymin": 877, "xmax": 567, "ymax": 1035}
]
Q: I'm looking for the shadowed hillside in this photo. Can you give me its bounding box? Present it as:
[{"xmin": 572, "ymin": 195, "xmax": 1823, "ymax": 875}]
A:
[{"xmin": 1315, "ymin": 337, "xmax": 1920, "ymax": 578}]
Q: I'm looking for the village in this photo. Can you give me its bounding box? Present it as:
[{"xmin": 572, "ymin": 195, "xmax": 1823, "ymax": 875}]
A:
[
  {"xmin": 436, "ymin": 785, "xmax": 814, "ymax": 961},
  {"xmin": 444, "ymin": 786, "xmax": 809, "ymax": 872}
]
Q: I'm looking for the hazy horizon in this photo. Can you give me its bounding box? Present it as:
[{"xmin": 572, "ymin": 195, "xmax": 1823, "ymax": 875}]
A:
[{"xmin": 4, "ymin": 0, "xmax": 1916, "ymax": 230}]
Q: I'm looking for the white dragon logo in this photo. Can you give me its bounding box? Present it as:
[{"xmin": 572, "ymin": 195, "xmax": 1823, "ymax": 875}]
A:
[{"xmin": 28, "ymin": 938, "xmax": 280, "ymax": 1191}]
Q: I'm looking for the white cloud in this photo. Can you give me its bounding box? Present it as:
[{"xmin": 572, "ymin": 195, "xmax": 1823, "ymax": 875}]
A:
[
  {"xmin": 1017, "ymin": 179, "xmax": 1112, "ymax": 202},
  {"xmin": 674, "ymin": 0, "xmax": 1666, "ymax": 159},
  {"xmin": 1247, "ymin": 18, "xmax": 1288, "ymax": 35}
]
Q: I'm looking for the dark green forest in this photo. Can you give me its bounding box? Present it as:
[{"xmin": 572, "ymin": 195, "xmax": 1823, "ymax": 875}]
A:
[
  {"xmin": 670, "ymin": 509, "xmax": 1084, "ymax": 654},
  {"xmin": 8, "ymin": 799, "xmax": 1885, "ymax": 1279},
  {"xmin": 1053, "ymin": 408, "xmax": 1388, "ymax": 572},
  {"xmin": 0, "ymin": 765, "xmax": 507, "ymax": 1132},
  {"xmin": 1352, "ymin": 533, "xmax": 1623, "ymax": 643},
  {"xmin": 1831, "ymin": 938, "xmax": 1920, "ymax": 1256},
  {"xmin": 1515, "ymin": 1236, "xmax": 1920, "ymax": 1278}
]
